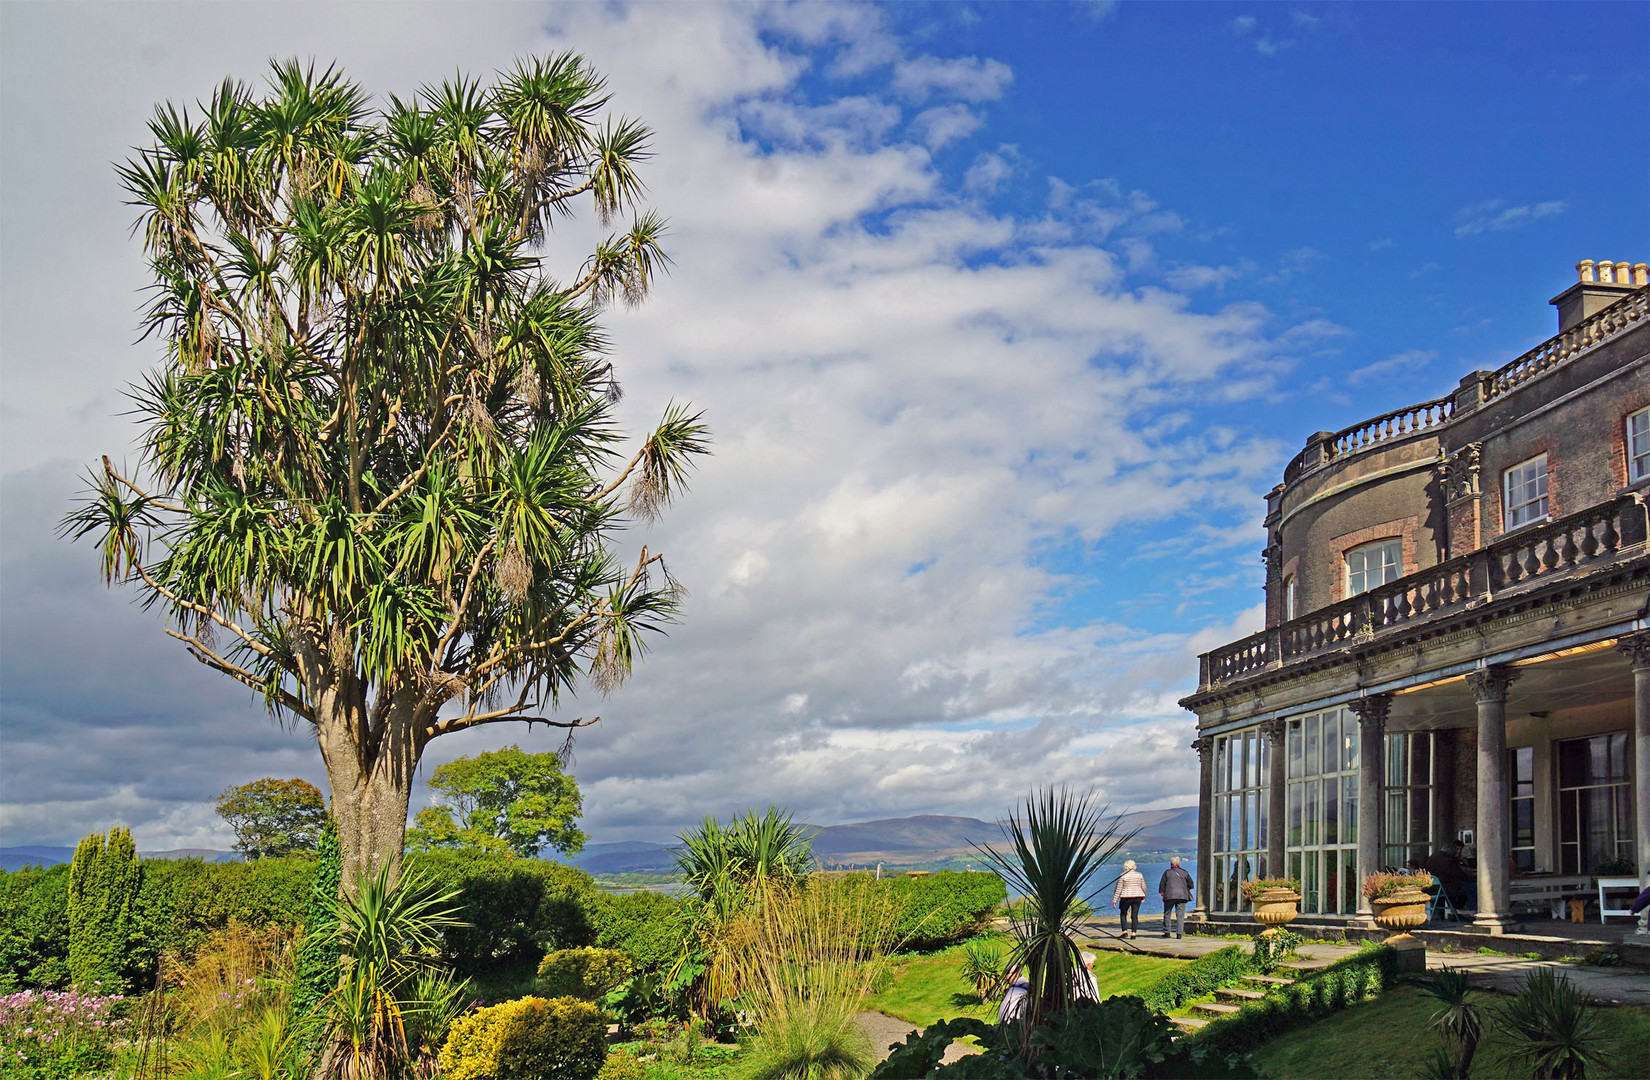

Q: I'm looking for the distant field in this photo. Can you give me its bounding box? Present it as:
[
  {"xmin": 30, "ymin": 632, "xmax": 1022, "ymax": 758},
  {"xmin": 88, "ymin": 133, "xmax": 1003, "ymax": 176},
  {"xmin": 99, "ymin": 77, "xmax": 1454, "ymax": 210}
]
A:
[{"xmin": 866, "ymin": 941, "xmax": 1186, "ymax": 1029}]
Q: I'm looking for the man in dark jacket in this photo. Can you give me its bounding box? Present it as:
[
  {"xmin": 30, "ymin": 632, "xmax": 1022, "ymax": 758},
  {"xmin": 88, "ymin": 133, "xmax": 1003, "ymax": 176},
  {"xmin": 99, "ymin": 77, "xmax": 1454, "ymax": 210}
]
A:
[{"xmin": 1159, "ymin": 857, "xmax": 1194, "ymax": 938}]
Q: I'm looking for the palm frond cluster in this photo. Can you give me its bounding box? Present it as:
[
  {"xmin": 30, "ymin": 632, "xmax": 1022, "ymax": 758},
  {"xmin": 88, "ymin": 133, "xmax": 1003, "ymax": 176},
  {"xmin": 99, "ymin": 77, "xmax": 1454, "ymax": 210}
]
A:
[{"xmin": 63, "ymin": 54, "xmax": 709, "ymax": 873}]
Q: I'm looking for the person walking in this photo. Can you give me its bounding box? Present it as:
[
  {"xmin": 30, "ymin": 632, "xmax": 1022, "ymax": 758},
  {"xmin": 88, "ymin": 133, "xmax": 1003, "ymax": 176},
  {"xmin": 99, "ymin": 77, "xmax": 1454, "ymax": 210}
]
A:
[
  {"xmin": 1158, "ymin": 856, "xmax": 1194, "ymax": 938},
  {"xmin": 1113, "ymin": 860, "xmax": 1148, "ymax": 939},
  {"xmin": 998, "ymin": 964, "xmax": 1031, "ymax": 1025}
]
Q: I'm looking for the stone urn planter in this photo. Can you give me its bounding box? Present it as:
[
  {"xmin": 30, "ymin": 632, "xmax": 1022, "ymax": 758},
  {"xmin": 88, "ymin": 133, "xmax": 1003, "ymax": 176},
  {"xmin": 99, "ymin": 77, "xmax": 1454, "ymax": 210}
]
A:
[
  {"xmin": 1370, "ymin": 887, "xmax": 1430, "ymax": 933},
  {"xmin": 1252, "ymin": 888, "xmax": 1302, "ymax": 930}
]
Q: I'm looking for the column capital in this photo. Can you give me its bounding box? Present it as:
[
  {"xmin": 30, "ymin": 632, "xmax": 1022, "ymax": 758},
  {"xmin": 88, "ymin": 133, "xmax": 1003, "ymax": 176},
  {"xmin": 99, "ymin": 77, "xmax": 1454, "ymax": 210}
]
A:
[
  {"xmin": 1616, "ymin": 632, "xmax": 1650, "ymax": 671},
  {"xmin": 1466, "ymin": 664, "xmax": 1520, "ymax": 703},
  {"xmin": 1191, "ymin": 735, "xmax": 1214, "ymax": 758},
  {"xmin": 1259, "ymin": 718, "xmax": 1287, "ymax": 745},
  {"xmin": 1348, "ymin": 693, "xmax": 1392, "ymax": 729}
]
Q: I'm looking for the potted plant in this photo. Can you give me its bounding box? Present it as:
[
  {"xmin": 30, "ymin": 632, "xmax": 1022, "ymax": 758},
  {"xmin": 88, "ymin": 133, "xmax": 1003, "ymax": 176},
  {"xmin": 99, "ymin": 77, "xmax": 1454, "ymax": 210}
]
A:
[
  {"xmin": 1241, "ymin": 877, "xmax": 1302, "ymax": 929},
  {"xmin": 1363, "ymin": 871, "xmax": 1434, "ymax": 932}
]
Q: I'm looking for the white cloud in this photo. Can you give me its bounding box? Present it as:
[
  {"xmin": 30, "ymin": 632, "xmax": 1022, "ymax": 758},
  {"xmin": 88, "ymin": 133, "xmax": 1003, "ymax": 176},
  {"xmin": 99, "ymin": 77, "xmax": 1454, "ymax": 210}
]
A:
[
  {"xmin": 1453, "ymin": 199, "xmax": 1567, "ymax": 237},
  {"xmin": 910, "ymin": 103, "xmax": 981, "ymax": 150},
  {"xmin": 1348, "ymin": 348, "xmax": 1435, "ymax": 385},
  {"xmin": 891, "ymin": 55, "xmax": 1013, "ymax": 102},
  {"xmin": 0, "ymin": 1, "xmax": 1312, "ymax": 848}
]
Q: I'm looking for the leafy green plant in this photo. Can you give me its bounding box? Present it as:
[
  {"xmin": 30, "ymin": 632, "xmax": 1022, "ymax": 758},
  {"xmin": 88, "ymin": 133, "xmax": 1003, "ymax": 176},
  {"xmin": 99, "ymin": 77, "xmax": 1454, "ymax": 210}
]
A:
[
  {"xmin": 881, "ymin": 872, "xmax": 1007, "ymax": 950},
  {"xmin": 1251, "ymin": 929, "xmax": 1303, "ymax": 973},
  {"xmin": 293, "ymin": 814, "xmax": 343, "ymax": 1022},
  {"xmin": 537, "ymin": 947, "xmax": 632, "ymax": 1000},
  {"xmin": 976, "ymin": 786, "xmax": 1137, "ymax": 1057},
  {"xmin": 1494, "ymin": 966, "xmax": 1611, "ymax": 1079},
  {"xmin": 1188, "ymin": 945, "xmax": 1398, "ymax": 1058},
  {"xmin": 0, "ymin": 863, "xmax": 72, "ymax": 992},
  {"xmin": 675, "ymin": 807, "xmax": 815, "ymax": 906},
  {"xmin": 1361, "ymin": 870, "xmax": 1435, "ymax": 900},
  {"xmin": 1137, "ymin": 945, "xmax": 1250, "ymax": 1014},
  {"xmin": 1419, "ymin": 967, "xmax": 1481, "ymax": 1079},
  {"xmin": 216, "ymin": 777, "xmax": 329, "ymax": 859},
  {"xmin": 440, "ymin": 994, "xmax": 609, "ymax": 1080},
  {"xmin": 407, "ymin": 745, "xmax": 587, "ymax": 858},
  {"xmin": 1030, "ymin": 996, "xmax": 1177, "ymax": 1079},
  {"xmin": 1238, "ymin": 877, "xmax": 1301, "ymax": 902},
  {"xmin": 960, "ymin": 936, "xmax": 1006, "ymax": 1000},
  {"xmin": 590, "ymin": 889, "xmax": 686, "ymax": 973}
]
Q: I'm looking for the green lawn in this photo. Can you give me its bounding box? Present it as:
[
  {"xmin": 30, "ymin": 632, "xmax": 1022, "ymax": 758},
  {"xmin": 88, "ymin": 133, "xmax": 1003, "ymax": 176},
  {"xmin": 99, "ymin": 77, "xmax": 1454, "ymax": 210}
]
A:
[
  {"xmin": 866, "ymin": 942, "xmax": 1186, "ymax": 1028},
  {"xmin": 1249, "ymin": 984, "xmax": 1650, "ymax": 1080}
]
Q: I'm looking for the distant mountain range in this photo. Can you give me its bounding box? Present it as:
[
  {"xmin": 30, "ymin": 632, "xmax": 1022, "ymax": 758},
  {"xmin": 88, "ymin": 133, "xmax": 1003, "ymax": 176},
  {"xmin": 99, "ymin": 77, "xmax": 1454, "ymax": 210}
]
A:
[
  {"xmin": 1, "ymin": 805, "xmax": 1196, "ymax": 876},
  {"xmin": 0, "ymin": 846, "xmax": 241, "ymax": 872},
  {"xmin": 571, "ymin": 805, "xmax": 1197, "ymax": 876}
]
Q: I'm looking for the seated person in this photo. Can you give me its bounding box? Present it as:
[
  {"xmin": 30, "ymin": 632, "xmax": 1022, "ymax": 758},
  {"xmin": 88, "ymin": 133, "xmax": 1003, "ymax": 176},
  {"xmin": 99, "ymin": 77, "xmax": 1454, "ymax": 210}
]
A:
[{"xmin": 1423, "ymin": 842, "xmax": 1471, "ymax": 908}]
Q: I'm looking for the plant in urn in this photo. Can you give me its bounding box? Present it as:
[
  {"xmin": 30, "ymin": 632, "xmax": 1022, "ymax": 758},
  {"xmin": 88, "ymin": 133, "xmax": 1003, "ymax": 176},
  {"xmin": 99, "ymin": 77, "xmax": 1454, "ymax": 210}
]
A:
[
  {"xmin": 1242, "ymin": 877, "xmax": 1302, "ymax": 946},
  {"xmin": 1363, "ymin": 870, "xmax": 1434, "ymax": 973}
]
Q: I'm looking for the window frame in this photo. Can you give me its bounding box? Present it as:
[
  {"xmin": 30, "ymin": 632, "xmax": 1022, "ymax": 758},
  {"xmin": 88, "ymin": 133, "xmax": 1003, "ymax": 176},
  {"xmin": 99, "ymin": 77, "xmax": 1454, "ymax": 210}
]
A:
[
  {"xmin": 1282, "ymin": 575, "xmax": 1297, "ymax": 622},
  {"xmin": 1345, "ymin": 538, "xmax": 1402, "ymax": 598},
  {"xmin": 1502, "ymin": 454, "xmax": 1549, "ymax": 532},
  {"xmin": 1628, "ymin": 407, "xmax": 1649, "ymax": 484}
]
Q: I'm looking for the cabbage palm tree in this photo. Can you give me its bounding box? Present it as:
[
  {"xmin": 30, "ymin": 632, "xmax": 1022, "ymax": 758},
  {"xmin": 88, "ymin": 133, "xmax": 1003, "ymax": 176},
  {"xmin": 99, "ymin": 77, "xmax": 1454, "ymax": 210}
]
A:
[
  {"xmin": 63, "ymin": 55, "xmax": 708, "ymax": 885},
  {"xmin": 978, "ymin": 787, "xmax": 1136, "ymax": 1058}
]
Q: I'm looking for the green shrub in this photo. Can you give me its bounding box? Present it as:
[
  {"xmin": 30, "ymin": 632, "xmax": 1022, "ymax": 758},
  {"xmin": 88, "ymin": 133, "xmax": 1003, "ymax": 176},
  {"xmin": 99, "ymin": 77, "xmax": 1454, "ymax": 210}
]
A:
[
  {"xmin": 595, "ymin": 1048, "xmax": 648, "ymax": 1080},
  {"xmin": 67, "ymin": 828, "xmax": 141, "ymax": 992},
  {"xmin": 591, "ymin": 890, "xmax": 686, "ymax": 972},
  {"xmin": 0, "ymin": 864, "xmax": 72, "ymax": 991},
  {"xmin": 1189, "ymin": 945, "xmax": 1399, "ymax": 1057},
  {"xmin": 879, "ymin": 872, "xmax": 1007, "ymax": 950},
  {"xmin": 127, "ymin": 855, "xmax": 314, "ymax": 982},
  {"xmin": 420, "ymin": 850, "xmax": 598, "ymax": 967},
  {"xmin": 291, "ymin": 815, "xmax": 341, "ymax": 1019},
  {"xmin": 1137, "ymin": 944, "xmax": 1250, "ymax": 1014},
  {"xmin": 440, "ymin": 995, "xmax": 609, "ymax": 1080},
  {"xmin": 538, "ymin": 947, "xmax": 633, "ymax": 1000}
]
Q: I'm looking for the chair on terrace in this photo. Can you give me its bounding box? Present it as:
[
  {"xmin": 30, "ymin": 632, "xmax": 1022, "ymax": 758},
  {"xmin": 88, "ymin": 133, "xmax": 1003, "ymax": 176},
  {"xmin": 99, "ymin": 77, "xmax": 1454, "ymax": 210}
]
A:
[{"xmin": 1426, "ymin": 885, "xmax": 1465, "ymax": 923}]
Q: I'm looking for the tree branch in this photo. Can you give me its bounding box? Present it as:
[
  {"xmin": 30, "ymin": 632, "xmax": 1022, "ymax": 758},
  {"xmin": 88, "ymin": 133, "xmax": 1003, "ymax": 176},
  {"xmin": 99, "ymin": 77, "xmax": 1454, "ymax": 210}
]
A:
[{"xmin": 167, "ymin": 629, "xmax": 313, "ymax": 721}]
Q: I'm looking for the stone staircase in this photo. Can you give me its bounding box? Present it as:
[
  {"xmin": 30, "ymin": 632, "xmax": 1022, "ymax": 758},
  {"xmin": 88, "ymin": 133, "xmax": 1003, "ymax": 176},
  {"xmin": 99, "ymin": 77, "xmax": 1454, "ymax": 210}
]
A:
[{"xmin": 1171, "ymin": 972, "xmax": 1293, "ymax": 1032}]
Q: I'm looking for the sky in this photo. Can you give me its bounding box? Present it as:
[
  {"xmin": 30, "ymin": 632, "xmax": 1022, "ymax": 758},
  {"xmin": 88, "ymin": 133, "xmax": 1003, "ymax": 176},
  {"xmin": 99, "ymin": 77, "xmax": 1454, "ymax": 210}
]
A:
[{"xmin": 1, "ymin": 1, "xmax": 1645, "ymax": 850}]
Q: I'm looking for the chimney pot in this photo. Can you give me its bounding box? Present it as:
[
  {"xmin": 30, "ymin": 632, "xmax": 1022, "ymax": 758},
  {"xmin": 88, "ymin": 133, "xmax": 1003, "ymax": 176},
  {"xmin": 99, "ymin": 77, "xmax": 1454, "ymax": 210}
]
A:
[
  {"xmin": 1634, "ymin": 263, "xmax": 1649, "ymax": 286},
  {"xmin": 1578, "ymin": 260, "xmax": 1596, "ymax": 283},
  {"xmin": 1597, "ymin": 261, "xmax": 1616, "ymax": 284},
  {"xmin": 1615, "ymin": 261, "xmax": 1634, "ymax": 285}
]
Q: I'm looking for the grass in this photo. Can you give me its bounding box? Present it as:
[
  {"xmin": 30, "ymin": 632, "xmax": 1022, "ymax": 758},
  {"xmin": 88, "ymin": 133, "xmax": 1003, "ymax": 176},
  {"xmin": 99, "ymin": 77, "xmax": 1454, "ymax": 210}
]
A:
[
  {"xmin": 865, "ymin": 940, "xmax": 1186, "ymax": 1028},
  {"xmin": 1248, "ymin": 984, "xmax": 1650, "ymax": 1080},
  {"xmin": 612, "ymin": 1039, "xmax": 747, "ymax": 1079}
]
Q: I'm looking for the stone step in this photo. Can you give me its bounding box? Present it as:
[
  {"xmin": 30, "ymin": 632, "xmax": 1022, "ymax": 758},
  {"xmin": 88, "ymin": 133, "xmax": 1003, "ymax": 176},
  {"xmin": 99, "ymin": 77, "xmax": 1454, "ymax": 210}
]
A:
[
  {"xmin": 1243, "ymin": 974, "xmax": 1294, "ymax": 985},
  {"xmin": 1191, "ymin": 1002, "xmax": 1244, "ymax": 1017},
  {"xmin": 1215, "ymin": 987, "xmax": 1267, "ymax": 1003},
  {"xmin": 1170, "ymin": 1016, "xmax": 1209, "ymax": 1031}
]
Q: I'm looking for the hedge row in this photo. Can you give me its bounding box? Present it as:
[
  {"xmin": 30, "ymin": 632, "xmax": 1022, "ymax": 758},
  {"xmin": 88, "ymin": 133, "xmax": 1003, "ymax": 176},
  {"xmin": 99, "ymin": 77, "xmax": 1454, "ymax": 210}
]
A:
[
  {"xmin": 878, "ymin": 872, "xmax": 1006, "ymax": 951},
  {"xmin": 0, "ymin": 851, "xmax": 604, "ymax": 992},
  {"xmin": 1187, "ymin": 944, "xmax": 1399, "ymax": 1057},
  {"xmin": 1136, "ymin": 943, "xmax": 1251, "ymax": 1014}
]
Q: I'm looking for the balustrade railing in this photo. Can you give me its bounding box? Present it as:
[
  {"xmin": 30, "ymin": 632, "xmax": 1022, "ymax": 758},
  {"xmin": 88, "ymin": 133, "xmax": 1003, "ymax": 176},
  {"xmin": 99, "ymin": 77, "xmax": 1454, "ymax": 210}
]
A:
[
  {"xmin": 1484, "ymin": 288, "xmax": 1649, "ymax": 400},
  {"xmin": 1194, "ymin": 494, "xmax": 1648, "ymax": 690},
  {"xmin": 1324, "ymin": 396, "xmax": 1454, "ymax": 461}
]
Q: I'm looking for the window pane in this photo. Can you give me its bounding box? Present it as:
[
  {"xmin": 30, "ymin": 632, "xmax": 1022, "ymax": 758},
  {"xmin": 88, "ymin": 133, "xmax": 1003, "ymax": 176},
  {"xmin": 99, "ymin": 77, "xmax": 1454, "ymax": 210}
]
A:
[
  {"xmin": 1632, "ymin": 408, "xmax": 1650, "ymax": 480},
  {"xmin": 1589, "ymin": 736, "xmax": 1609, "ymax": 787},
  {"xmin": 1513, "ymin": 746, "xmax": 1534, "ymax": 797},
  {"xmin": 1323, "ymin": 777, "xmax": 1339, "ymax": 845},
  {"xmin": 1288, "ymin": 784, "xmax": 1302, "ymax": 847},
  {"xmin": 1324, "ymin": 852, "xmax": 1341, "ymax": 915},
  {"xmin": 1322, "ymin": 713, "xmax": 1340, "ymax": 774},
  {"xmin": 1342, "ymin": 848, "xmax": 1359, "ymax": 914},
  {"xmin": 1289, "ymin": 722, "xmax": 1302, "ymax": 778},
  {"xmin": 1257, "ymin": 784, "xmax": 1269, "ymax": 851},
  {"xmin": 1305, "ymin": 716, "xmax": 1321, "ymax": 779},
  {"xmin": 1304, "ymin": 781, "xmax": 1320, "ymax": 846},
  {"xmin": 1304, "ymin": 851, "xmax": 1319, "ymax": 913},
  {"xmin": 1387, "ymin": 732, "xmax": 1407, "ymax": 787},
  {"xmin": 1344, "ymin": 713, "xmax": 1360, "ymax": 771},
  {"xmin": 1609, "ymin": 732, "xmax": 1628, "ymax": 782},
  {"xmin": 1344, "ymin": 781, "xmax": 1358, "ymax": 845},
  {"xmin": 1247, "ymin": 791, "xmax": 1259, "ymax": 854},
  {"xmin": 1513, "ymin": 798, "xmax": 1535, "ymax": 848},
  {"xmin": 1558, "ymin": 739, "xmax": 1586, "ymax": 787},
  {"xmin": 1214, "ymin": 795, "xmax": 1226, "ymax": 854},
  {"xmin": 1386, "ymin": 791, "xmax": 1405, "ymax": 846},
  {"xmin": 1412, "ymin": 734, "xmax": 1431, "ymax": 786}
]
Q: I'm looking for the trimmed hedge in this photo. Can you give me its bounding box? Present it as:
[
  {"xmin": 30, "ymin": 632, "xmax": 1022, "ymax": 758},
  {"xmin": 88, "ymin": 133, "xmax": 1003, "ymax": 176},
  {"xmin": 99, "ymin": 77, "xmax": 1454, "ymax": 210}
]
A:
[
  {"xmin": 419, "ymin": 850, "xmax": 597, "ymax": 967},
  {"xmin": 1137, "ymin": 943, "xmax": 1250, "ymax": 1014},
  {"xmin": 440, "ymin": 995, "xmax": 609, "ymax": 1080},
  {"xmin": 1187, "ymin": 944, "xmax": 1399, "ymax": 1057},
  {"xmin": 0, "ymin": 850, "xmax": 603, "ymax": 992},
  {"xmin": 589, "ymin": 890, "xmax": 685, "ymax": 973},
  {"xmin": 879, "ymin": 872, "xmax": 1007, "ymax": 950}
]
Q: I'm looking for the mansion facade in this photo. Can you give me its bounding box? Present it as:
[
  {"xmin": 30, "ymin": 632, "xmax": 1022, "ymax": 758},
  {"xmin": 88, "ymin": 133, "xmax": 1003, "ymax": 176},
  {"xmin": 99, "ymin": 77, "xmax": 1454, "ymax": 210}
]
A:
[{"xmin": 1181, "ymin": 260, "xmax": 1650, "ymax": 932}]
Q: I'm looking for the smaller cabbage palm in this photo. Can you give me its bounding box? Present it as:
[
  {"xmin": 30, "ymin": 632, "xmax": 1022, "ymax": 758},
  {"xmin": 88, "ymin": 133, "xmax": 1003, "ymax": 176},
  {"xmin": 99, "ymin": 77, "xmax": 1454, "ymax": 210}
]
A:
[
  {"xmin": 959, "ymin": 936, "xmax": 1006, "ymax": 1001},
  {"xmin": 1495, "ymin": 967, "xmax": 1610, "ymax": 1080}
]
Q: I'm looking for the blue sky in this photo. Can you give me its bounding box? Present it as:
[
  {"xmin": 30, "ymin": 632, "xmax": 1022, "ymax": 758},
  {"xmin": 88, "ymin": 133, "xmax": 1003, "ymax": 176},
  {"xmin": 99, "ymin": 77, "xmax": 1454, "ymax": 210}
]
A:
[{"xmin": 1, "ymin": 1, "xmax": 1645, "ymax": 848}]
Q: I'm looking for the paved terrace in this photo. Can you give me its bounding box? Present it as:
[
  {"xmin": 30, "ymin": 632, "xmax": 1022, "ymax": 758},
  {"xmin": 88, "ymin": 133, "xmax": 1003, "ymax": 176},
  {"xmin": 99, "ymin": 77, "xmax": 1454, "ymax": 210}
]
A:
[{"xmin": 1072, "ymin": 919, "xmax": 1650, "ymax": 1007}]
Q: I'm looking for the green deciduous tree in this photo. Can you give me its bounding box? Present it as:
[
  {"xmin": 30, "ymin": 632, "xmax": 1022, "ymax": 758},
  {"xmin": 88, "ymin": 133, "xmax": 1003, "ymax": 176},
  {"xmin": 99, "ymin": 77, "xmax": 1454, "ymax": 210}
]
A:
[
  {"xmin": 67, "ymin": 827, "xmax": 142, "ymax": 992},
  {"xmin": 406, "ymin": 743, "xmax": 585, "ymax": 858},
  {"xmin": 216, "ymin": 776, "xmax": 329, "ymax": 858},
  {"xmin": 64, "ymin": 54, "xmax": 708, "ymax": 886}
]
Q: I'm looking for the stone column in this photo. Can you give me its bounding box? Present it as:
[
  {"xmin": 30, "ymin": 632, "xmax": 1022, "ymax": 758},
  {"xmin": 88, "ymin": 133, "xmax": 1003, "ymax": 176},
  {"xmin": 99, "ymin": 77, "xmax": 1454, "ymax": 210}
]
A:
[
  {"xmin": 1616, "ymin": 634, "xmax": 1650, "ymax": 911},
  {"xmin": 1349, "ymin": 695, "xmax": 1391, "ymax": 924},
  {"xmin": 1468, "ymin": 665, "xmax": 1520, "ymax": 933},
  {"xmin": 1193, "ymin": 736, "xmax": 1215, "ymax": 919},
  {"xmin": 1263, "ymin": 720, "xmax": 1287, "ymax": 880}
]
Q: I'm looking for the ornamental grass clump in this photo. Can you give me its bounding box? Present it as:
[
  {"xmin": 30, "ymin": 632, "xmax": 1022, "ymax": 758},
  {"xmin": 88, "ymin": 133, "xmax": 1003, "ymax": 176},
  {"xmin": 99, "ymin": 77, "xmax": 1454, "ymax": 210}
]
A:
[
  {"xmin": 1495, "ymin": 966, "xmax": 1611, "ymax": 1079},
  {"xmin": 731, "ymin": 876, "xmax": 907, "ymax": 1080},
  {"xmin": 1361, "ymin": 870, "xmax": 1435, "ymax": 900}
]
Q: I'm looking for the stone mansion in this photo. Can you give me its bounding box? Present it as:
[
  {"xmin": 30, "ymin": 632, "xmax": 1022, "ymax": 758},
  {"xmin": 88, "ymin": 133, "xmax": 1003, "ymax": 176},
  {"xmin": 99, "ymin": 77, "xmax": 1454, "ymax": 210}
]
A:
[{"xmin": 1181, "ymin": 260, "xmax": 1650, "ymax": 933}]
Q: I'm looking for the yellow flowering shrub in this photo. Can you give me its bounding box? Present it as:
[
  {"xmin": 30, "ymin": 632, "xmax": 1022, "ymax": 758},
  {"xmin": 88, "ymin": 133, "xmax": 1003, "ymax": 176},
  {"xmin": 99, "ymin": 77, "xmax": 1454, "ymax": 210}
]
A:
[{"xmin": 439, "ymin": 995, "xmax": 608, "ymax": 1080}]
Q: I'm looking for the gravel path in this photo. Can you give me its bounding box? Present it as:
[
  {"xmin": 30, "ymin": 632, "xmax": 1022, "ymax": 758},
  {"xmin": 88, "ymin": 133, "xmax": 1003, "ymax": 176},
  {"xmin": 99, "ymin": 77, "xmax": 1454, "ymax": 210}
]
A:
[{"xmin": 857, "ymin": 1010, "xmax": 979, "ymax": 1065}]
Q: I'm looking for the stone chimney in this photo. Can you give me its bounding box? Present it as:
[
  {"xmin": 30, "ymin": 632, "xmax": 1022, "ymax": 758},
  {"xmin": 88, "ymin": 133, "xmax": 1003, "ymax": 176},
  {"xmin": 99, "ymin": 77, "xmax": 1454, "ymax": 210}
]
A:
[{"xmin": 1550, "ymin": 259, "xmax": 1648, "ymax": 333}]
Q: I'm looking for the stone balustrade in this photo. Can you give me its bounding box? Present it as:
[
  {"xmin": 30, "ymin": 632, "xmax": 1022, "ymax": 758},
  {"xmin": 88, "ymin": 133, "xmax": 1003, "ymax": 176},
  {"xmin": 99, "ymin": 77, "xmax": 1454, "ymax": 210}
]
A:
[
  {"xmin": 1195, "ymin": 493, "xmax": 1649, "ymax": 691},
  {"xmin": 1484, "ymin": 286, "xmax": 1649, "ymax": 400}
]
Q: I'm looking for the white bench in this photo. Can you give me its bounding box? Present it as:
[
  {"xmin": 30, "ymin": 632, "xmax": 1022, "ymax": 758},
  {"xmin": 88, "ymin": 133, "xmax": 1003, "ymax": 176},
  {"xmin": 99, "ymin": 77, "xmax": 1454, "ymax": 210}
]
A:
[
  {"xmin": 1507, "ymin": 875, "xmax": 1592, "ymax": 920},
  {"xmin": 1596, "ymin": 876, "xmax": 1643, "ymax": 924}
]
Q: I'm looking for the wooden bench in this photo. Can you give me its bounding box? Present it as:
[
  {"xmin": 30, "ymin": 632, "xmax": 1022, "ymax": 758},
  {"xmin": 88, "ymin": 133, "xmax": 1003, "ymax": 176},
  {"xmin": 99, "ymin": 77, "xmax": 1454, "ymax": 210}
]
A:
[{"xmin": 1507, "ymin": 875, "xmax": 1592, "ymax": 920}]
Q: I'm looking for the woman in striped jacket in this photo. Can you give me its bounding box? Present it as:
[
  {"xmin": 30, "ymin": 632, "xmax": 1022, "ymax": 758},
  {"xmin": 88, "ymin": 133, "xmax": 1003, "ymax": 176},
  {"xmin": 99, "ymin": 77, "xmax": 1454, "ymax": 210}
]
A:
[{"xmin": 1112, "ymin": 860, "xmax": 1148, "ymax": 939}]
